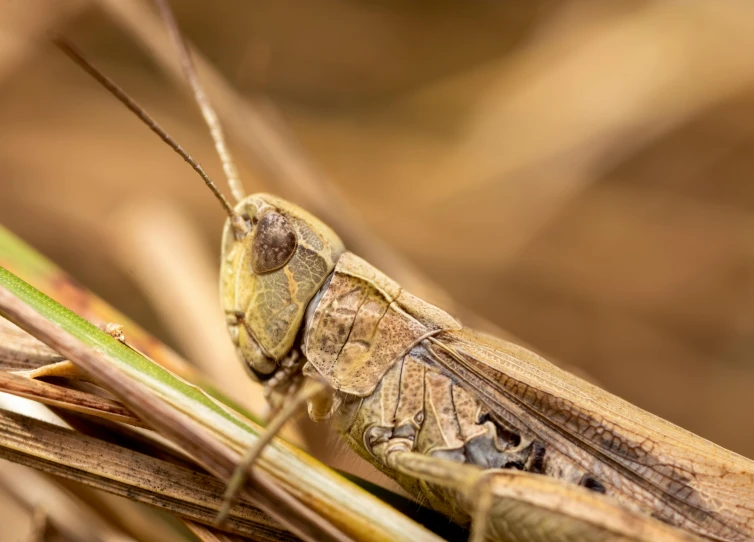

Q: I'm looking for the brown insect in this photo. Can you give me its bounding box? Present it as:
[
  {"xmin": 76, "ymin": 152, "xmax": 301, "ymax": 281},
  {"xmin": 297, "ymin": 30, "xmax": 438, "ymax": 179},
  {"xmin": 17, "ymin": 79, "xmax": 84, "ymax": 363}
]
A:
[{"xmin": 56, "ymin": 2, "xmax": 754, "ymax": 540}]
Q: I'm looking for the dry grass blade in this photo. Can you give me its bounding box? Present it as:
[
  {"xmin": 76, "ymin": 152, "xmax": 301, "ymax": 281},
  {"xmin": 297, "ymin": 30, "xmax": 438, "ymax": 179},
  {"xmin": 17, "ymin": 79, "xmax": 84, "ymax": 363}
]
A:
[
  {"xmin": 0, "ymin": 227, "xmax": 446, "ymax": 539},
  {"xmin": 0, "ymin": 370, "xmax": 145, "ymax": 428},
  {"xmin": 0, "ymin": 227, "xmax": 208, "ymax": 389},
  {"xmin": 0, "ymin": 267, "xmax": 445, "ymax": 542},
  {"xmin": 0, "ymin": 281, "xmax": 349, "ymax": 542},
  {"xmin": 0, "ymin": 407, "xmax": 296, "ymax": 540},
  {"xmin": 0, "ymin": 318, "xmax": 63, "ymax": 371}
]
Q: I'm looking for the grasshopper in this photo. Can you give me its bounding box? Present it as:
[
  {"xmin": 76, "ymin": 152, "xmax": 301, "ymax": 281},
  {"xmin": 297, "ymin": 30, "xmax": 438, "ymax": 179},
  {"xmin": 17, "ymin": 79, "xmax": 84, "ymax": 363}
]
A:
[
  {"xmin": 217, "ymin": 197, "xmax": 754, "ymax": 542},
  {"xmin": 59, "ymin": 2, "xmax": 754, "ymax": 540}
]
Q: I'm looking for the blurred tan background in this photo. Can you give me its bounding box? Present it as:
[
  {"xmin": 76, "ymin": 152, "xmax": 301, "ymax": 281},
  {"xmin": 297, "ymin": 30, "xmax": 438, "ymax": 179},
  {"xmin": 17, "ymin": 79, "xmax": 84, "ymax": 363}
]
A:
[{"xmin": 1, "ymin": 1, "xmax": 754, "ymax": 535}]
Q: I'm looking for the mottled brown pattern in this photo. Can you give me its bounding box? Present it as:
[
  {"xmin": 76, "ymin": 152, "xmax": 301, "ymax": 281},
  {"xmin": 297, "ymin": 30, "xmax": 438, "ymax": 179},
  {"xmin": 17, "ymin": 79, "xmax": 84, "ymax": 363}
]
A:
[
  {"xmin": 220, "ymin": 194, "xmax": 344, "ymax": 371},
  {"xmin": 303, "ymin": 252, "xmax": 459, "ymax": 396},
  {"xmin": 417, "ymin": 371, "xmax": 465, "ymax": 457},
  {"xmin": 423, "ymin": 329, "xmax": 754, "ymax": 541},
  {"xmin": 220, "ymin": 194, "xmax": 754, "ymax": 541},
  {"xmin": 393, "ymin": 355, "xmax": 425, "ymax": 434},
  {"xmin": 304, "ymin": 253, "xmax": 754, "ymax": 541}
]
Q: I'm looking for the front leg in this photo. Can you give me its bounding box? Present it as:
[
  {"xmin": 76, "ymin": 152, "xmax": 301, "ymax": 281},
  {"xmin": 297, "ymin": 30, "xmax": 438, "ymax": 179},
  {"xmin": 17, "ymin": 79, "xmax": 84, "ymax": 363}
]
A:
[{"xmin": 215, "ymin": 376, "xmax": 332, "ymax": 526}]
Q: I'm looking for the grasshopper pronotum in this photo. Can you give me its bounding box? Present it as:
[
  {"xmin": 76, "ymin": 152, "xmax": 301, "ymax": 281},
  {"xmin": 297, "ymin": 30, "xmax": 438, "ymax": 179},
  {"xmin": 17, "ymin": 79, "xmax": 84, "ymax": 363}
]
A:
[{"xmin": 52, "ymin": 2, "xmax": 754, "ymax": 541}]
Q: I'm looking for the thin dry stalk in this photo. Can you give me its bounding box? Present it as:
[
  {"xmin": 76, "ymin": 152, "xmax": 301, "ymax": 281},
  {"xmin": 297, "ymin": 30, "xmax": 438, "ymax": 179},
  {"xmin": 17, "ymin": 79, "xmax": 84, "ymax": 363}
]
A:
[
  {"xmin": 0, "ymin": 408, "xmax": 295, "ymax": 540},
  {"xmin": 0, "ymin": 370, "xmax": 145, "ymax": 428},
  {"xmin": 0, "ymin": 283, "xmax": 352, "ymax": 542},
  {"xmin": 0, "ymin": 318, "xmax": 63, "ymax": 370}
]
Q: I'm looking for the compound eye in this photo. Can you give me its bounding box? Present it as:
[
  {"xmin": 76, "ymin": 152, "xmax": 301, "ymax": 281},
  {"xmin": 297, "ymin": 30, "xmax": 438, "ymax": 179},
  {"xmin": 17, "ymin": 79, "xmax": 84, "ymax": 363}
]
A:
[{"xmin": 250, "ymin": 211, "xmax": 297, "ymax": 274}]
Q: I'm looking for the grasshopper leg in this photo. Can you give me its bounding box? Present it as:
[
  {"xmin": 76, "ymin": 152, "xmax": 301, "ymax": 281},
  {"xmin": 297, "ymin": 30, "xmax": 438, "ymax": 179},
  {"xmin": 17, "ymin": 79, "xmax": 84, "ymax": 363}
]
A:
[
  {"xmin": 386, "ymin": 450, "xmax": 701, "ymax": 542},
  {"xmin": 214, "ymin": 378, "xmax": 331, "ymax": 526}
]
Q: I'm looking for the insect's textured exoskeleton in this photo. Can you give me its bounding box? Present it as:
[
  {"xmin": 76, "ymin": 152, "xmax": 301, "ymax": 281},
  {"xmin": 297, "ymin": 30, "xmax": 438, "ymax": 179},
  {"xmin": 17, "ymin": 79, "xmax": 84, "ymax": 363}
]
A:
[
  {"xmin": 302, "ymin": 252, "xmax": 461, "ymax": 396},
  {"xmin": 220, "ymin": 194, "xmax": 754, "ymax": 542},
  {"xmin": 220, "ymin": 193, "xmax": 344, "ymax": 379}
]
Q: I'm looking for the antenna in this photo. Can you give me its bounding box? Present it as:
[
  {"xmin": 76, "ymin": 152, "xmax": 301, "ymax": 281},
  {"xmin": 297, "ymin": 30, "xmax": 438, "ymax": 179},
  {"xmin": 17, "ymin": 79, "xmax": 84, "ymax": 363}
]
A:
[
  {"xmin": 52, "ymin": 37, "xmax": 249, "ymax": 237},
  {"xmin": 154, "ymin": 0, "xmax": 246, "ymax": 204}
]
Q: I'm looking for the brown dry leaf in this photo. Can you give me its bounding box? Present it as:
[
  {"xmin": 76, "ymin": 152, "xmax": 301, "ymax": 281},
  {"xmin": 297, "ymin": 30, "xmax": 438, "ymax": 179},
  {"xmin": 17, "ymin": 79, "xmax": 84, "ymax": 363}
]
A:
[
  {"xmin": 0, "ymin": 407, "xmax": 295, "ymax": 541},
  {"xmin": 0, "ymin": 271, "xmax": 443, "ymax": 542},
  {"xmin": 0, "ymin": 370, "xmax": 145, "ymax": 428},
  {"xmin": 0, "ymin": 284, "xmax": 346, "ymax": 542},
  {"xmin": 0, "ymin": 318, "xmax": 63, "ymax": 371}
]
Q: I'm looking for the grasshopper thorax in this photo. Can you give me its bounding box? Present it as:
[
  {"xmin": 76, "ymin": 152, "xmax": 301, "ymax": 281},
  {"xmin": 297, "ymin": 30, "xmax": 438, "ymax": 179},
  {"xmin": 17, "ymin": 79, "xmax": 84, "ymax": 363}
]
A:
[{"xmin": 220, "ymin": 193, "xmax": 344, "ymax": 380}]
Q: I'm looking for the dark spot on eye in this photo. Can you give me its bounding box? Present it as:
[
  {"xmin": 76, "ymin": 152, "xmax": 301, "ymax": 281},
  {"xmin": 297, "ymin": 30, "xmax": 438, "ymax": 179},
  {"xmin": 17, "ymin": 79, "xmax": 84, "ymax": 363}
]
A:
[
  {"xmin": 504, "ymin": 461, "xmax": 525, "ymax": 470},
  {"xmin": 580, "ymin": 474, "xmax": 606, "ymax": 493},
  {"xmin": 251, "ymin": 216, "xmax": 259, "ymax": 225},
  {"xmin": 250, "ymin": 211, "xmax": 297, "ymax": 274}
]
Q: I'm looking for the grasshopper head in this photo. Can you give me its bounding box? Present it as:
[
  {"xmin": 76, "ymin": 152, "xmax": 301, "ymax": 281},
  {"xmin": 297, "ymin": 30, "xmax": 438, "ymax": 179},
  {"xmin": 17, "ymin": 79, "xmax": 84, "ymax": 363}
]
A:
[{"xmin": 220, "ymin": 194, "xmax": 344, "ymax": 379}]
